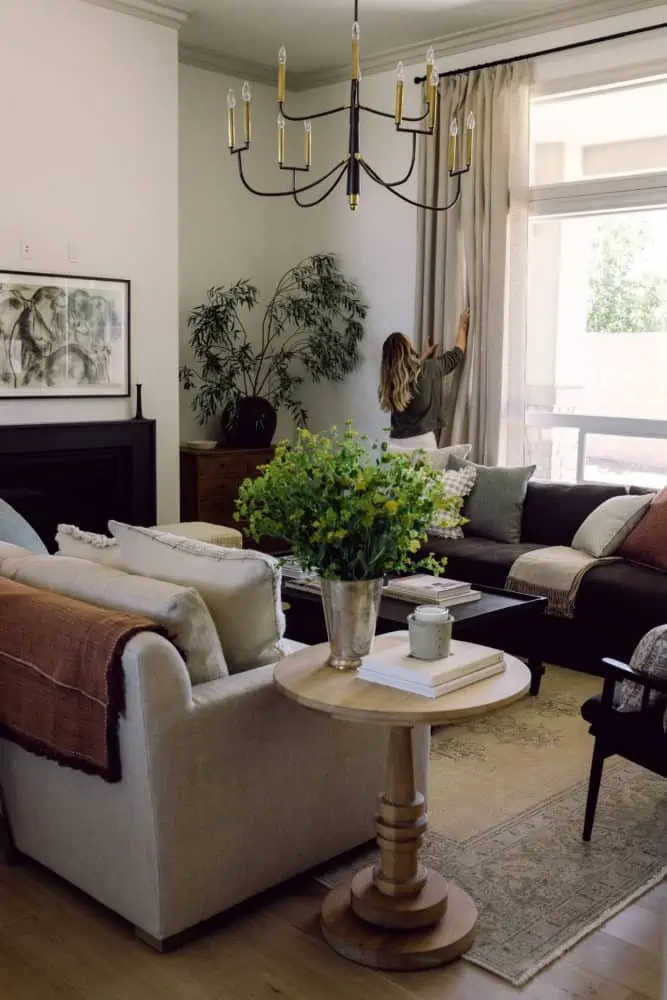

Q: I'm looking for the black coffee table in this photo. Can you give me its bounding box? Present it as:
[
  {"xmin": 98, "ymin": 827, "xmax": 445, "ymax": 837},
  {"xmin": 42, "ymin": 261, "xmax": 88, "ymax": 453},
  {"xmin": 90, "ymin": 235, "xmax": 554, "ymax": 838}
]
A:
[{"xmin": 282, "ymin": 582, "xmax": 548, "ymax": 696}]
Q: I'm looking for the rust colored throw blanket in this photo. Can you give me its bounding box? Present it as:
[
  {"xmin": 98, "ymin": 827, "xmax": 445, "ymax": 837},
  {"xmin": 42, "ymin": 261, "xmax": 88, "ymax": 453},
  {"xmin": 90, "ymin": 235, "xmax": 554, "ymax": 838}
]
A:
[{"xmin": 0, "ymin": 578, "xmax": 163, "ymax": 783}]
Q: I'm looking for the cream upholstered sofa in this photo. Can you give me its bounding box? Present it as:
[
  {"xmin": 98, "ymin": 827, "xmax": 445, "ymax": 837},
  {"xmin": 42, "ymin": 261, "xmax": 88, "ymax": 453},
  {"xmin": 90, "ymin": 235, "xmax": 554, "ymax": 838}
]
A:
[{"xmin": 0, "ymin": 534, "xmax": 400, "ymax": 948}]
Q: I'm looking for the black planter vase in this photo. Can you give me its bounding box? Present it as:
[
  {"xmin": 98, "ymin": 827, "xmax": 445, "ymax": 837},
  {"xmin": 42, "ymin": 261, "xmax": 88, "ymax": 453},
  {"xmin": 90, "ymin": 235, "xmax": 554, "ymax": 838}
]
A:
[{"xmin": 222, "ymin": 397, "xmax": 277, "ymax": 449}]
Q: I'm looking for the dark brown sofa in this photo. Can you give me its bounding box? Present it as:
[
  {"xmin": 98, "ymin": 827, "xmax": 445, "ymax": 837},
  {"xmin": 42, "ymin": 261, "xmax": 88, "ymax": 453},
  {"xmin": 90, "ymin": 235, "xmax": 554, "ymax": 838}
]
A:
[{"xmin": 424, "ymin": 481, "xmax": 667, "ymax": 680}]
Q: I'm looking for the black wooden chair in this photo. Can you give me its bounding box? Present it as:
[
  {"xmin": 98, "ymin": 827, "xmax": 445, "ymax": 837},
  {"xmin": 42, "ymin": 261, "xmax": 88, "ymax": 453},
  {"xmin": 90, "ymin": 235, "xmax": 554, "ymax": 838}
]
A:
[{"xmin": 581, "ymin": 656, "xmax": 667, "ymax": 842}]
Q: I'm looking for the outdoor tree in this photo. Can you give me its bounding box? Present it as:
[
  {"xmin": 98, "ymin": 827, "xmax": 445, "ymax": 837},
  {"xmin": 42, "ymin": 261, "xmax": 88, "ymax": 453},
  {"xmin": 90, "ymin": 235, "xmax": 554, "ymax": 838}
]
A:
[{"xmin": 587, "ymin": 217, "xmax": 666, "ymax": 333}]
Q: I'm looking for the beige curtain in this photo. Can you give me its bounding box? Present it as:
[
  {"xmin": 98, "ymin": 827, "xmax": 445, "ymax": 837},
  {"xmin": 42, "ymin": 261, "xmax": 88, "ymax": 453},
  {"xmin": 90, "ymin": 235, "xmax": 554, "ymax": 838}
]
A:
[{"xmin": 415, "ymin": 62, "xmax": 532, "ymax": 465}]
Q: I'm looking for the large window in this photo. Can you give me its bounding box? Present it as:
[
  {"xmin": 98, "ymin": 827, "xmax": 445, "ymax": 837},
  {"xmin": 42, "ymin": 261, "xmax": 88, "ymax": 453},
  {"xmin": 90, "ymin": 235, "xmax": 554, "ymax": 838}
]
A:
[{"xmin": 524, "ymin": 77, "xmax": 667, "ymax": 486}]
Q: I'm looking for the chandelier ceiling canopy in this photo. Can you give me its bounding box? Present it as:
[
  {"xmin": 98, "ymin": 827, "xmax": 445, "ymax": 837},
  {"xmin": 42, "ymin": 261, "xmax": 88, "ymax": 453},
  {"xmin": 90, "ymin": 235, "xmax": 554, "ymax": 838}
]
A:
[{"xmin": 226, "ymin": 0, "xmax": 474, "ymax": 212}]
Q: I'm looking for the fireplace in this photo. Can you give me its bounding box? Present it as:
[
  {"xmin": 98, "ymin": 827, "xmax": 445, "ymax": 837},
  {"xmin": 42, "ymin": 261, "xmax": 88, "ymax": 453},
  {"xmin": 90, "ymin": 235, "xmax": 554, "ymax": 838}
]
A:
[{"xmin": 0, "ymin": 420, "xmax": 156, "ymax": 552}]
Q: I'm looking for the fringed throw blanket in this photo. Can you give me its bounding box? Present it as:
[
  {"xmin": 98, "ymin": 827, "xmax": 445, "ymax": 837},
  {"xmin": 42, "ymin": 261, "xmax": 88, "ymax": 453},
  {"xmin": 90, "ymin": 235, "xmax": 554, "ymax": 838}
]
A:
[
  {"xmin": 506, "ymin": 546, "xmax": 617, "ymax": 619},
  {"xmin": 0, "ymin": 578, "xmax": 163, "ymax": 783}
]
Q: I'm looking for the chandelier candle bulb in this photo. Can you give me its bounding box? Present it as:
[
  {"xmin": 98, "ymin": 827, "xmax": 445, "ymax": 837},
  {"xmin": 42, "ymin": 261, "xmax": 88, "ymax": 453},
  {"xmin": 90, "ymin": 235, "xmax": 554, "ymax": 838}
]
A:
[
  {"xmin": 428, "ymin": 69, "xmax": 439, "ymax": 131},
  {"xmin": 466, "ymin": 111, "xmax": 476, "ymax": 166},
  {"xmin": 448, "ymin": 118, "xmax": 458, "ymax": 172},
  {"xmin": 227, "ymin": 89, "xmax": 236, "ymax": 149},
  {"xmin": 277, "ymin": 113, "xmax": 286, "ymax": 165},
  {"xmin": 304, "ymin": 120, "xmax": 312, "ymax": 166},
  {"xmin": 242, "ymin": 82, "xmax": 252, "ymax": 144},
  {"xmin": 395, "ymin": 62, "xmax": 405, "ymax": 125},
  {"xmin": 352, "ymin": 21, "xmax": 360, "ymax": 80},
  {"xmin": 278, "ymin": 45, "xmax": 287, "ymax": 102}
]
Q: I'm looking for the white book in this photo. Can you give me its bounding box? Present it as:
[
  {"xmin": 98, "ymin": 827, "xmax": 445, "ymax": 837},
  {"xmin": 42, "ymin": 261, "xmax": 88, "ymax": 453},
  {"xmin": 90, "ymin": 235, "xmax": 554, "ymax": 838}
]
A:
[
  {"xmin": 360, "ymin": 639, "xmax": 503, "ymax": 688},
  {"xmin": 358, "ymin": 661, "xmax": 506, "ymax": 699}
]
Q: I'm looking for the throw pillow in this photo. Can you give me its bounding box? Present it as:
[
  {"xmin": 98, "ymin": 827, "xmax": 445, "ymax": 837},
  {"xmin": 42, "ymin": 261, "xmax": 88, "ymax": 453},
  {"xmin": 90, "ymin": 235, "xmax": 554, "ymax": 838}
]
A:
[
  {"xmin": 390, "ymin": 443, "xmax": 472, "ymax": 470},
  {"xmin": 0, "ymin": 498, "xmax": 47, "ymax": 554},
  {"xmin": 447, "ymin": 457, "xmax": 536, "ymax": 544},
  {"xmin": 617, "ymin": 488, "xmax": 667, "ymax": 571},
  {"xmin": 0, "ymin": 541, "xmax": 35, "ymax": 574},
  {"xmin": 2, "ymin": 554, "xmax": 227, "ymax": 685},
  {"xmin": 56, "ymin": 524, "xmax": 124, "ymax": 568},
  {"xmin": 109, "ymin": 521, "xmax": 284, "ymax": 675},
  {"xmin": 572, "ymin": 493, "xmax": 653, "ymax": 559},
  {"xmin": 618, "ymin": 625, "xmax": 667, "ymax": 731},
  {"xmin": 430, "ymin": 464, "xmax": 478, "ymax": 540}
]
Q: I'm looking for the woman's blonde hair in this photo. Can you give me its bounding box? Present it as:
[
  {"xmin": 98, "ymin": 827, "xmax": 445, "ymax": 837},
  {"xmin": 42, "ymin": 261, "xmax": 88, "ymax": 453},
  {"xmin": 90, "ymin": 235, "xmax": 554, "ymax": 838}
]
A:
[{"xmin": 379, "ymin": 333, "xmax": 420, "ymax": 413}]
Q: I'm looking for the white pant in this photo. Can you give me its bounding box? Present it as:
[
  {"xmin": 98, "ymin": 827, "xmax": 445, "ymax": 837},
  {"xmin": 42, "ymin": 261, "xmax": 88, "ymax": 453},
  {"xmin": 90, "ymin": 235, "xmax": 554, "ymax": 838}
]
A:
[{"xmin": 388, "ymin": 432, "xmax": 438, "ymax": 452}]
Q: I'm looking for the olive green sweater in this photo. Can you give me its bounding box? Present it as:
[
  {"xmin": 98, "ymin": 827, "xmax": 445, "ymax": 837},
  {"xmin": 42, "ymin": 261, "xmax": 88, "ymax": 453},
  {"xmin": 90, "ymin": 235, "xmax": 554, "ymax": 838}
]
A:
[{"xmin": 389, "ymin": 348, "xmax": 464, "ymax": 440}]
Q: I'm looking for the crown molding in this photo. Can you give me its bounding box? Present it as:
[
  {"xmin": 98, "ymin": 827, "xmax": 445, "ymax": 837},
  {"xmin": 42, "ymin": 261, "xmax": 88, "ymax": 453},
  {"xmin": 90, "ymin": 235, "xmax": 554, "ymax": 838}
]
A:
[
  {"xmin": 294, "ymin": 0, "xmax": 667, "ymax": 90},
  {"xmin": 179, "ymin": 44, "xmax": 276, "ymax": 85},
  {"xmin": 81, "ymin": 0, "xmax": 190, "ymax": 30},
  {"xmin": 176, "ymin": 0, "xmax": 667, "ymax": 92}
]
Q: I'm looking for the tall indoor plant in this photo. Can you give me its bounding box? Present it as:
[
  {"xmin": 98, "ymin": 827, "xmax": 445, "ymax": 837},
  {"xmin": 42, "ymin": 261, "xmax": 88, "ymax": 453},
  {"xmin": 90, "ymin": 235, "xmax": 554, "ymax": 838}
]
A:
[
  {"xmin": 236, "ymin": 425, "xmax": 464, "ymax": 669},
  {"xmin": 179, "ymin": 254, "xmax": 367, "ymax": 447}
]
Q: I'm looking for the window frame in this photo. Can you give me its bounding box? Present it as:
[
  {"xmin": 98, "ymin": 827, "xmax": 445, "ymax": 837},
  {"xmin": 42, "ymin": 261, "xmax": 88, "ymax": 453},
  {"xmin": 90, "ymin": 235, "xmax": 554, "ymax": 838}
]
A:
[{"xmin": 525, "ymin": 72, "xmax": 667, "ymax": 485}]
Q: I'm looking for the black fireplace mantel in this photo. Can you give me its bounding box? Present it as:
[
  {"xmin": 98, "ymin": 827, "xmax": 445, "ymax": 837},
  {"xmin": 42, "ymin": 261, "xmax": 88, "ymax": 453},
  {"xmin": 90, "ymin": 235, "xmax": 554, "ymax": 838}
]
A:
[{"xmin": 0, "ymin": 419, "xmax": 156, "ymax": 551}]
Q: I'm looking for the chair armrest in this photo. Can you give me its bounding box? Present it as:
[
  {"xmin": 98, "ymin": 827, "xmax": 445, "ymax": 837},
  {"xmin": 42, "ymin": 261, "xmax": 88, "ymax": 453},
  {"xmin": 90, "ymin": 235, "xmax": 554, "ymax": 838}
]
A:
[{"xmin": 602, "ymin": 657, "xmax": 667, "ymax": 697}]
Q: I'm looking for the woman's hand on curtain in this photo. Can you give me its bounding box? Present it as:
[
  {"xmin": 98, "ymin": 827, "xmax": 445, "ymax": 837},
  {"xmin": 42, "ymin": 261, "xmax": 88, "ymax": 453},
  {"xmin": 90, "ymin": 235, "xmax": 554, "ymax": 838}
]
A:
[
  {"xmin": 455, "ymin": 308, "xmax": 470, "ymax": 352},
  {"xmin": 420, "ymin": 343, "xmax": 438, "ymax": 361}
]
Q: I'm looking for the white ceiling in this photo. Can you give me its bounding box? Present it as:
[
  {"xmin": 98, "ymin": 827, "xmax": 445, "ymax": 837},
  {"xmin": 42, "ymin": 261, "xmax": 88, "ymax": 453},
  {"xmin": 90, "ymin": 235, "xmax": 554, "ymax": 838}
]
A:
[
  {"xmin": 89, "ymin": 0, "xmax": 667, "ymax": 88},
  {"xmin": 180, "ymin": 0, "xmax": 564, "ymax": 73}
]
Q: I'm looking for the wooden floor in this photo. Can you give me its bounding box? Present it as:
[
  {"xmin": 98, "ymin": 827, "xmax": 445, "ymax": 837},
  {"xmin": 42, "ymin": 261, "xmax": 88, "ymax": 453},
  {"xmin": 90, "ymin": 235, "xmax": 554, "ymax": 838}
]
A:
[{"xmin": 0, "ymin": 857, "xmax": 664, "ymax": 1000}]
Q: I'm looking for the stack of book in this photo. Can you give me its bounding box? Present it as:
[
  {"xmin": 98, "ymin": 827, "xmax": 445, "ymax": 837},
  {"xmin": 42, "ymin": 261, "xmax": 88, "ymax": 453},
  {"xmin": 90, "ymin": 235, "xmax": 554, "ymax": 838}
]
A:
[
  {"xmin": 383, "ymin": 575, "xmax": 480, "ymax": 608},
  {"xmin": 358, "ymin": 640, "xmax": 505, "ymax": 699}
]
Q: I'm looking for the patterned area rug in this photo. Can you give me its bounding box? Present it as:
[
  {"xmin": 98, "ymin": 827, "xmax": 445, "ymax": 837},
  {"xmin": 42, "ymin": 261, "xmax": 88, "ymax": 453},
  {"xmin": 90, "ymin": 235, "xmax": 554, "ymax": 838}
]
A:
[{"xmin": 320, "ymin": 666, "xmax": 667, "ymax": 986}]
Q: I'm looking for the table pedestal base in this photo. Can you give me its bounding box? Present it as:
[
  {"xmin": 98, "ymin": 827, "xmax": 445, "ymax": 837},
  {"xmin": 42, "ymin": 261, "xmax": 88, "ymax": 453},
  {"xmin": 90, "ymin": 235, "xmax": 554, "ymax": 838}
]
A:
[{"xmin": 322, "ymin": 878, "xmax": 477, "ymax": 971}]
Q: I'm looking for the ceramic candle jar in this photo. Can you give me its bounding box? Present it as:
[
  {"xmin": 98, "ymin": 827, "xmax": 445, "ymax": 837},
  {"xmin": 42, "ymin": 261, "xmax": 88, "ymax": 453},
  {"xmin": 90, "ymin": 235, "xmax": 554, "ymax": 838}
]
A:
[{"xmin": 408, "ymin": 605, "xmax": 453, "ymax": 660}]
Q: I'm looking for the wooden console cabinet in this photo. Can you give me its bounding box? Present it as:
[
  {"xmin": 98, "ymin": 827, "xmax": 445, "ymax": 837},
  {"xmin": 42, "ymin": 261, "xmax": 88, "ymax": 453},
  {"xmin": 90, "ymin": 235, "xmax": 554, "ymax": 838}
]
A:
[{"xmin": 180, "ymin": 445, "xmax": 286, "ymax": 554}]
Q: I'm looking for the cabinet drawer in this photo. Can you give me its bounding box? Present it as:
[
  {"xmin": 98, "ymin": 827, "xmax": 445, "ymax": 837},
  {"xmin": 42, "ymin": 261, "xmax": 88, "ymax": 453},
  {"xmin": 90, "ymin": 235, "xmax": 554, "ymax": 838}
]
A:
[
  {"xmin": 198, "ymin": 480, "xmax": 242, "ymax": 502},
  {"xmin": 197, "ymin": 454, "xmax": 248, "ymax": 480}
]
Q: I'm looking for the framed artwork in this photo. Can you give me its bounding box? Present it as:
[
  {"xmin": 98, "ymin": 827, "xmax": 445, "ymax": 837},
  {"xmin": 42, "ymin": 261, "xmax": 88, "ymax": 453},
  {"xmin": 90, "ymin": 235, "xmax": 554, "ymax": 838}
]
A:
[{"xmin": 0, "ymin": 270, "xmax": 130, "ymax": 398}]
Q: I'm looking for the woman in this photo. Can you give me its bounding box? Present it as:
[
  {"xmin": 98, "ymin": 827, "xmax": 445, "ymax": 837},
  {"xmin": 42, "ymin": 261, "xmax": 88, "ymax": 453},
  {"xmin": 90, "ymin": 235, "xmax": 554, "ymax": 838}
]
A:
[{"xmin": 379, "ymin": 309, "xmax": 469, "ymax": 449}]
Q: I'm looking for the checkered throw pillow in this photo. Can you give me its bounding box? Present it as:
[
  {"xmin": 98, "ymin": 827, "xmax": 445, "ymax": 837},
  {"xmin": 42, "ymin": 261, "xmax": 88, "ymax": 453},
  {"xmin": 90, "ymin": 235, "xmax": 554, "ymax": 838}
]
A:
[
  {"xmin": 619, "ymin": 625, "xmax": 667, "ymax": 732},
  {"xmin": 429, "ymin": 464, "xmax": 478, "ymax": 540}
]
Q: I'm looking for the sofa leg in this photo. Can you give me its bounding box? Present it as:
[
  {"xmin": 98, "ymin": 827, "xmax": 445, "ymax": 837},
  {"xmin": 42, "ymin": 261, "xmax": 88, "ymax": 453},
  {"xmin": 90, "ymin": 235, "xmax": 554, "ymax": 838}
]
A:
[
  {"xmin": 528, "ymin": 658, "xmax": 545, "ymax": 696},
  {"xmin": 583, "ymin": 741, "xmax": 605, "ymax": 843}
]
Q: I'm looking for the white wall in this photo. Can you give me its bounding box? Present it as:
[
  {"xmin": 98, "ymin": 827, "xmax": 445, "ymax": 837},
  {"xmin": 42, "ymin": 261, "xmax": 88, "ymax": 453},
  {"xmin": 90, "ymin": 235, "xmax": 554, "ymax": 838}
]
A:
[
  {"xmin": 288, "ymin": 6, "xmax": 667, "ymax": 439},
  {"xmin": 179, "ymin": 65, "xmax": 305, "ymax": 444},
  {"xmin": 0, "ymin": 0, "xmax": 179, "ymax": 520}
]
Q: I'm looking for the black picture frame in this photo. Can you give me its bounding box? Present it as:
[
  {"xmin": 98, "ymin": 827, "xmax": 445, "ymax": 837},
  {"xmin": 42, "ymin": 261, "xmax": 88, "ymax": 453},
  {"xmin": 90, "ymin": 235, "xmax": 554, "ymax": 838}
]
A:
[{"xmin": 0, "ymin": 269, "xmax": 131, "ymax": 399}]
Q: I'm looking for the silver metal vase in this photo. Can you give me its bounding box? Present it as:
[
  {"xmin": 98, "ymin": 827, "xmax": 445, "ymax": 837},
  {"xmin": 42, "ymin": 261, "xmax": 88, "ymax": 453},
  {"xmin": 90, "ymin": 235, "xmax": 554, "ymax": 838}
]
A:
[{"xmin": 320, "ymin": 578, "xmax": 384, "ymax": 671}]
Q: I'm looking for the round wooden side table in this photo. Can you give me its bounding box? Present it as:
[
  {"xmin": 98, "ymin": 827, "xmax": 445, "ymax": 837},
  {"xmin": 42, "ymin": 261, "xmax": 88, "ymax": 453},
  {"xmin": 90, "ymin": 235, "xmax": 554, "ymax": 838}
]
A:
[{"xmin": 274, "ymin": 632, "xmax": 531, "ymax": 972}]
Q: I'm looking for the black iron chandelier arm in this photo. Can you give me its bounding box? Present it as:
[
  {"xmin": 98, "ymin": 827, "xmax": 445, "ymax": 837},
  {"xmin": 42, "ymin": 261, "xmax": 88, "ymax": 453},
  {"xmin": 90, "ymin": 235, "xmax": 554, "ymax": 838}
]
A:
[
  {"xmin": 359, "ymin": 103, "xmax": 430, "ymax": 125},
  {"xmin": 278, "ymin": 101, "xmax": 349, "ymax": 123},
  {"xmin": 293, "ymin": 163, "xmax": 349, "ymax": 208},
  {"xmin": 237, "ymin": 152, "xmax": 348, "ymax": 198},
  {"xmin": 361, "ymin": 159, "xmax": 462, "ymax": 211},
  {"xmin": 372, "ymin": 133, "xmax": 417, "ymax": 189}
]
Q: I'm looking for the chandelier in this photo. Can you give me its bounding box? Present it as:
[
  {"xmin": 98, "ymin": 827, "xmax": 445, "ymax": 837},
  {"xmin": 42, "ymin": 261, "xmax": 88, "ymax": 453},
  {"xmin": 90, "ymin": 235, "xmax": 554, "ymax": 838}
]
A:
[{"xmin": 225, "ymin": 0, "xmax": 475, "ymax": 212}]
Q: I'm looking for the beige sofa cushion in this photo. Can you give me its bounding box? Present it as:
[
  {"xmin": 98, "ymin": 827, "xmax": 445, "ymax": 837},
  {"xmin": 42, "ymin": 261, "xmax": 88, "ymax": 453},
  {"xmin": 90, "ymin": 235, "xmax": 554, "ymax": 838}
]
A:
[
  {"xmin": 0, "ymin": 541, "xmax": 35, "ymax": 572},
  {"xmin": 109, "ymin": 521, "xmax": 284, "ymax": 674},
  {"xmin": 56, "ymin": 524, "xmax": 124, "ymax": 569},
  {"xmin": 2, "ymin": 554, "xmax": 227, "ymax": 685}
]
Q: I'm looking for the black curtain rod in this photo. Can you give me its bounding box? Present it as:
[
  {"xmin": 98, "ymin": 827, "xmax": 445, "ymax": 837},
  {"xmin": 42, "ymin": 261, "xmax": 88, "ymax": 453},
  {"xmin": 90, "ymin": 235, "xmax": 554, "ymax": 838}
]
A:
[{"xmin": 414, "ymin": 18, "xmax": 667, "ymax": 84}]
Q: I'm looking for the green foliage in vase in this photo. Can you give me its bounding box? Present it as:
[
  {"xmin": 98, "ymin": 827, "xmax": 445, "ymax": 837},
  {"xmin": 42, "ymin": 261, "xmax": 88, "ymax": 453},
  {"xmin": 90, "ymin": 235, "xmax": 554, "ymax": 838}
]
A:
[
  {"xmin": 179, "ymin": 254, "xmax": 367, "ymax": 427},
  {"xmin": 235, "ymin": 424, "xmax": 464, "ymax": 581}
]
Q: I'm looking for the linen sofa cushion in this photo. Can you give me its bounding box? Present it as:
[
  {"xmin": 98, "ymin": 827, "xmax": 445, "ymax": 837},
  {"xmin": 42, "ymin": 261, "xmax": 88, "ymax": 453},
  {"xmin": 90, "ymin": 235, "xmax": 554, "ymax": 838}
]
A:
[
  {"xmin": 0, "ymin": 498, "xmax": 48, "ymax": 554},
  {"xmin": 109, "ymin": 521, "xmax": 284, "ymax": 674},
  {"xmin": 390, "ymin": 443, "xmax": 472, "ymax": 468},
  {"xmin": 424, "ymin": 535, "xmax": 544, "ymax": 589},
  {"xmin": 447, "ymin": 457, "xmax": 536, "ymax": 544},
  {"xmin": 521, "ymin": 481, "xmax": 627, "ymax": 547},
  {"xmin": 56, "ymin": 524, "xmax": 124, "ymax": 568},
  {"xmin": 2, "ymin": 554, "xmax": 227, "ymax": 684},
  {"xmin": 572, "ymin": 493, "xmax": 653, "ymax": 558},
  {"xmin": 0, "ymin": 541, "xmax": 35, "ymax": 571},
  {"xmin": 618, "ymin": 488, "xmax": 667, "ymax": 571}
]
